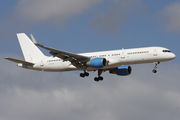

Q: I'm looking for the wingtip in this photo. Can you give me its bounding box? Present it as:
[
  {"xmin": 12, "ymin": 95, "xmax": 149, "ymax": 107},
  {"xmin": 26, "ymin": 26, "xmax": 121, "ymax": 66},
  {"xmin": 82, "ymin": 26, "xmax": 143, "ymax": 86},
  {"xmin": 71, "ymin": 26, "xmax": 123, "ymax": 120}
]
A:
[{"xmin": 30, "ymin": 34, "xmax": 38, "ymax": 44}]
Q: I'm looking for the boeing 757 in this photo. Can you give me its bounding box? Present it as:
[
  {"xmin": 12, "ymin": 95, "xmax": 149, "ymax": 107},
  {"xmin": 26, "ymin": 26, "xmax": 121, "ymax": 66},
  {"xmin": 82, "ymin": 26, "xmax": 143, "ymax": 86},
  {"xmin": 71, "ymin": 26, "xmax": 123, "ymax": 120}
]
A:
[{"xmin": 5, "ymin": 33, "xmax": 176, "ymax": 82}]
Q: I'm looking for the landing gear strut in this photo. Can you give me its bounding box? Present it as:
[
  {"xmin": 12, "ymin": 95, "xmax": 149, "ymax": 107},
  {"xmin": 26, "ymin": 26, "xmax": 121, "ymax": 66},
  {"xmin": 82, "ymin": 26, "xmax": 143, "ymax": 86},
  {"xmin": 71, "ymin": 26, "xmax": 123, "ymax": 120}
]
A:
[
  {"xmin": 80, "ymin": 65, "xmax": 89, "ymax": 78},
  {"xmin": 152, "ymin": 62, "xmax": 160, "ymax": 73},
  {"xmin": 94, "ymin": 69, "xmax": 103, "ymax": 82}
]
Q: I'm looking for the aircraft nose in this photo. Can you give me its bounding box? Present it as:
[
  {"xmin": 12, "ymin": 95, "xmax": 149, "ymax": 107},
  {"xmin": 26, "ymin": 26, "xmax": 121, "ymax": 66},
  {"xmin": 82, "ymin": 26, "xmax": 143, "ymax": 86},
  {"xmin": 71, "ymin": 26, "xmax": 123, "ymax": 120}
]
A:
[{"xmin": 171, "ymin": 53, "xmax": 176, "ymax": 59}]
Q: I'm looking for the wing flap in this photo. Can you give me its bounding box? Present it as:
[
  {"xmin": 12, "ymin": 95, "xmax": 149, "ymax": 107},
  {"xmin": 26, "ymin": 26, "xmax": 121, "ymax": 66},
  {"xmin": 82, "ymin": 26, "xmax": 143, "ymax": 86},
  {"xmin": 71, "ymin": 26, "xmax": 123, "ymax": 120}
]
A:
[{"xmin": 4, "ymin": 57, "xmax": 34, "ymax": 65}]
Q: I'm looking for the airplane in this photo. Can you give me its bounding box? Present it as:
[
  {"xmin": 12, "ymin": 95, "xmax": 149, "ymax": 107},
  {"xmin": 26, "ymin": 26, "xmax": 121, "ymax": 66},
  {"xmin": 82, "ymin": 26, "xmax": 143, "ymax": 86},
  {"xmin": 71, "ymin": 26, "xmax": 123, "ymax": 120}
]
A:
[{"xmin": 5, "ymin": 33, "xmax": 176, "ymax": 82}]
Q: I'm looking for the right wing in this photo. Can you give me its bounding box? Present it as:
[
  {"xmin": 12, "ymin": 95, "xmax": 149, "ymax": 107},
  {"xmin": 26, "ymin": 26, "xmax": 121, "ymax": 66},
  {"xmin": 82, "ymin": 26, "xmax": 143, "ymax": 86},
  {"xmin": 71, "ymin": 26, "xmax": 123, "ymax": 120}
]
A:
[
  {"xmin": 4, "ymin": 57, "xmax": 34, "ymax": 65},
  {"xmin": 31, "ymin": 34, "xmax": 90, "ymax": 69}
]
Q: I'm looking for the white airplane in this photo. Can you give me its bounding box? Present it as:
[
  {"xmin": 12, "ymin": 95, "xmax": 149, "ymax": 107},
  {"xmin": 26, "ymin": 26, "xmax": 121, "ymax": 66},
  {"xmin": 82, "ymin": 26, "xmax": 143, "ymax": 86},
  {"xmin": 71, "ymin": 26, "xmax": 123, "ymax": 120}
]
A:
[{"xmin": 5, "ymin": 33, "xmax": 176, "ymax": 82}]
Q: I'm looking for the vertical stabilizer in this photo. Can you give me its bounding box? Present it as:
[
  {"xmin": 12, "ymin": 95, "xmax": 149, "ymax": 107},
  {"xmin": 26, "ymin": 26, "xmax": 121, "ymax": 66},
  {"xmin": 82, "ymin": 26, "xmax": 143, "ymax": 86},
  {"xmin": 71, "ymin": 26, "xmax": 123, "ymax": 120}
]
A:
[{"xmin": 17, "ymin": 33, "xmax": 45, "ymax": 62}]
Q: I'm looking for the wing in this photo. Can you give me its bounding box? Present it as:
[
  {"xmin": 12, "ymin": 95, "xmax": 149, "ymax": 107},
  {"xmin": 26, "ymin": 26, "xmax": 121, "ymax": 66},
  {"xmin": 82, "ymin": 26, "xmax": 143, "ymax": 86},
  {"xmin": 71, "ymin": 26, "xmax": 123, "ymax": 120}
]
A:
[
  {"xmin": 4, "ymin": 57, "xmax": 34, "ymax": 65},
  {"xmin": 31, "ymin": 34, "xmax": 90, "ymax": 69}
]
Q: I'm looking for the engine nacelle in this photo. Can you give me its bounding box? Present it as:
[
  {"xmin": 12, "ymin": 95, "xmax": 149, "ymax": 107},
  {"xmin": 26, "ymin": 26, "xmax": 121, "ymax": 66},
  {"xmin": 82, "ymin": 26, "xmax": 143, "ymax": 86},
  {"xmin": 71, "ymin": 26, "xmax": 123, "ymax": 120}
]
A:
[
  {"xmin": 109, "ymin": 65, "xmax": 132, "ymax": 76},
  {"xmin": 87, "ymin": 58, "xmax": 107, "ymax": 68}
]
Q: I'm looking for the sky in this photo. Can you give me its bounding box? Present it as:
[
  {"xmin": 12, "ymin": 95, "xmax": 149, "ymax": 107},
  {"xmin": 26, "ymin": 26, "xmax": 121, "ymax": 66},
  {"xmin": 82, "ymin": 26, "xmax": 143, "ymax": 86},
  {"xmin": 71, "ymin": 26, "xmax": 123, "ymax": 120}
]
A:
[{"xmin": 0, "ymin": 0, "xmax": 180, "ymax": 120}]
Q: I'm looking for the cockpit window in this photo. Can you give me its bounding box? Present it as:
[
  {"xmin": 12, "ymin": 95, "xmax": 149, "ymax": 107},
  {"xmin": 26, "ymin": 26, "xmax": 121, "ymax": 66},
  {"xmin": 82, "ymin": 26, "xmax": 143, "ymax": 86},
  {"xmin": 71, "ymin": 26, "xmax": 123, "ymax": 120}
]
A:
[{"xmin": 162, "ymin": 50, "xmax": 171, "ymax": 52}]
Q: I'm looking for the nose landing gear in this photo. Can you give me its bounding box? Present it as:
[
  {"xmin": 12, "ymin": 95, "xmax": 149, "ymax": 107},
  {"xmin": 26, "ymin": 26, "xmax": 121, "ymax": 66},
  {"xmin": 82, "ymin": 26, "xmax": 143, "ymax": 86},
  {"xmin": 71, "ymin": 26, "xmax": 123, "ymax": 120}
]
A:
[{"xmin": 152, "ymin": 62, "xmax": 160, "ymax": 73}]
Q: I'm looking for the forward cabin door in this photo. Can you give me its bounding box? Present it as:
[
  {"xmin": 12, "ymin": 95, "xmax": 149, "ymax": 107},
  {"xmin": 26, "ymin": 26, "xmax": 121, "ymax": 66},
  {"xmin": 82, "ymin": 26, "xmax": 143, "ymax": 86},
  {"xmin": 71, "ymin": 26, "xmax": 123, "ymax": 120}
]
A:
[{"xmin": 153, "ymin": 48, "xmax": 157, "ymax": 57}]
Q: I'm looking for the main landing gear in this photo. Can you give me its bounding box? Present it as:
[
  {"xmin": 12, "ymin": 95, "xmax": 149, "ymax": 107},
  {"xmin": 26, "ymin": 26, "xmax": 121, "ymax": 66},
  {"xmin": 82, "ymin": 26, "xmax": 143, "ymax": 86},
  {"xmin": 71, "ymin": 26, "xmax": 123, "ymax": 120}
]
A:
[
  {"xmin": 152, "ymin": 62, "xmax": 160, "ymax": 73},
  {"xmin": 94, "ymin": 69, "xmax": 103, "ymax": 82},
  {"xmin": 94, "ymin": 76, "xmax": 103, "ymax": 82},
  {"xmin": 79, "ymin": 65, "xmax": 104, "ymax": 82},
  {"xmin": 80, "ymin": 69, "xmax": 104, "ymax": 82},
  {"xmin": 80, "ymin": 72, "xmax": 89, "ymax": 77},
  {"xmin": 80, "ymin": 65, "xmax": 89, "ymax": 78}
]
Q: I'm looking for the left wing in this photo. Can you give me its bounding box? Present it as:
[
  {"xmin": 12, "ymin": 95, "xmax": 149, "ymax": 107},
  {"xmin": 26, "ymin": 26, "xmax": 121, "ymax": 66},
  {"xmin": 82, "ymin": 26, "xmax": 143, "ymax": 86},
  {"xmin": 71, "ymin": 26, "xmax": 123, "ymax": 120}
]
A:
[{"xmin": 31, "ymin": 34, "xmax": 90, "ymax": 69}]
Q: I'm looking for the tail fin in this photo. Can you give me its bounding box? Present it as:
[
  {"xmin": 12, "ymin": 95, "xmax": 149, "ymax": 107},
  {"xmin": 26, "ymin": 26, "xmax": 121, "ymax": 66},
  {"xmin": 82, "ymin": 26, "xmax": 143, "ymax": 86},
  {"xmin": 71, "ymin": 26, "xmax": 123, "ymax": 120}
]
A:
[{"xmin": 17, "ymin": 33, "xmax": 45, "ymax": 62}]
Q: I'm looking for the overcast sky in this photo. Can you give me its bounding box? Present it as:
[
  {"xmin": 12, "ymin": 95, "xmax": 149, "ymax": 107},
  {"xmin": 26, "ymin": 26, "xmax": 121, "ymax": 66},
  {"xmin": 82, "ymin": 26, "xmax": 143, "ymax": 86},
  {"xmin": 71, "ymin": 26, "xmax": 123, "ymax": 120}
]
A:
[{"xmin": 1, "ymin": 0, "xmax": 180, "ymax": 120}]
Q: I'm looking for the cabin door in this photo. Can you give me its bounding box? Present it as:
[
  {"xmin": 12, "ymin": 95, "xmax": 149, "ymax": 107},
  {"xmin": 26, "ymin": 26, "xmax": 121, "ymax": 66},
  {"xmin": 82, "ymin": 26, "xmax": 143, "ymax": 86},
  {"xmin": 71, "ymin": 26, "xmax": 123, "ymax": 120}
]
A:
[
  {"xmin": 153, "ymin": 48, "xmax": 157, "ymax": 57},
  {"xmin": 40, "ymin": 60, "xmax": 44, "ymax": 66},
  {"xmin": 121, "ymin": 48, "xmax": 125, "ymax": 59}
]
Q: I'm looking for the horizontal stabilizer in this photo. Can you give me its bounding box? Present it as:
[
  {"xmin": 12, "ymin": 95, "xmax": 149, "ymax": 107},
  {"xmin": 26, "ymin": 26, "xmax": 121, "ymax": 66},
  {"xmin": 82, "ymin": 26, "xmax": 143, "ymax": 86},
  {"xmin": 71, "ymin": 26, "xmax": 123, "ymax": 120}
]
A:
[{"xmin": 4, "ymin": 57, "xmax": 34, "ymax": 65}]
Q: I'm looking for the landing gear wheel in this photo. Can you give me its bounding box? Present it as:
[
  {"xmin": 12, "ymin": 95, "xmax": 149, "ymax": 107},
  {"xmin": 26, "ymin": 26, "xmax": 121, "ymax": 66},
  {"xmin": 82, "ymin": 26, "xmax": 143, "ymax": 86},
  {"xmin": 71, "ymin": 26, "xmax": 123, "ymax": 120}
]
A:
[
  {"xmin": 84, "ymin": 72, "xmax": 89, "ymax": 76},
  {"xmin": 99, "ymin": 76, "xmax": 103, "ymax": 81},
  {"xmin": 94, "ymin": 77, "xmax": 99, "ymax": 82},
  {"xmin": 80, "ymin": 73, "xmax": 85, "ymax": 77},
  {"xmin": 94, "ymin": 76, "xmax": 103, "ymax": 82},
  {"xmin": 152, "ymin": 69, "xmax": 157, "ymax": 73},
  {"xmin": 80, "ymin": 72, "xmax": 89, "ymax": 78}
]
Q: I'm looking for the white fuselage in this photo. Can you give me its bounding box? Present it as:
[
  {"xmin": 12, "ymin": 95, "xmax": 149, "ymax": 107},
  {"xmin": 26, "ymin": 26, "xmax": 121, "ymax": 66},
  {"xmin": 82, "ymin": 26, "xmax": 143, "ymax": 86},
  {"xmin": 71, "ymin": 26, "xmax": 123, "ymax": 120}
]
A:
[{"xmin": 19, "ymin": 47, "xmax": 176, "ymax": 72}]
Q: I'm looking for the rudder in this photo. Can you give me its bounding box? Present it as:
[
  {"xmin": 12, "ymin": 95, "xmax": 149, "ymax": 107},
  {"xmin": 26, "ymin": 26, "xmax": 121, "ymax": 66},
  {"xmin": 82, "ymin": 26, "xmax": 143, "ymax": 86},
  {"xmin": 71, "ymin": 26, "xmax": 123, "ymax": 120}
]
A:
[{"xmin": 17, "ymin": 33, "xmax": 45, "ymax": 62}]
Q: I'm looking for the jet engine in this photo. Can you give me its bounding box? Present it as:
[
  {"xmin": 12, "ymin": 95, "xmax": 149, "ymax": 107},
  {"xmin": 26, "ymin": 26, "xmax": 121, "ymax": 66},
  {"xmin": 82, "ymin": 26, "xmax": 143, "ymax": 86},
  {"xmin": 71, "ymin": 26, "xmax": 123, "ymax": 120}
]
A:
[
  {"xmin": 109, "ymin": 65, "xmax": 132, "ymax": 76},
  {"xmin": 87, "ymin": 58, "xmax": 107, "ymax": 68}
]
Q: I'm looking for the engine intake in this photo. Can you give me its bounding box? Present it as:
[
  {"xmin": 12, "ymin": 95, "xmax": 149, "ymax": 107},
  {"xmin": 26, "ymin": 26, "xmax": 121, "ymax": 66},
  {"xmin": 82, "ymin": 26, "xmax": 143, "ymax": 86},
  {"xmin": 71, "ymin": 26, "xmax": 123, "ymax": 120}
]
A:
[
  {"xmin": 109, "ymin": 65, "xmax": 132, "ymax": 76},
  {"xmin": 87, "ymin": 58, "xmax": 107, "ymax": 68}
]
